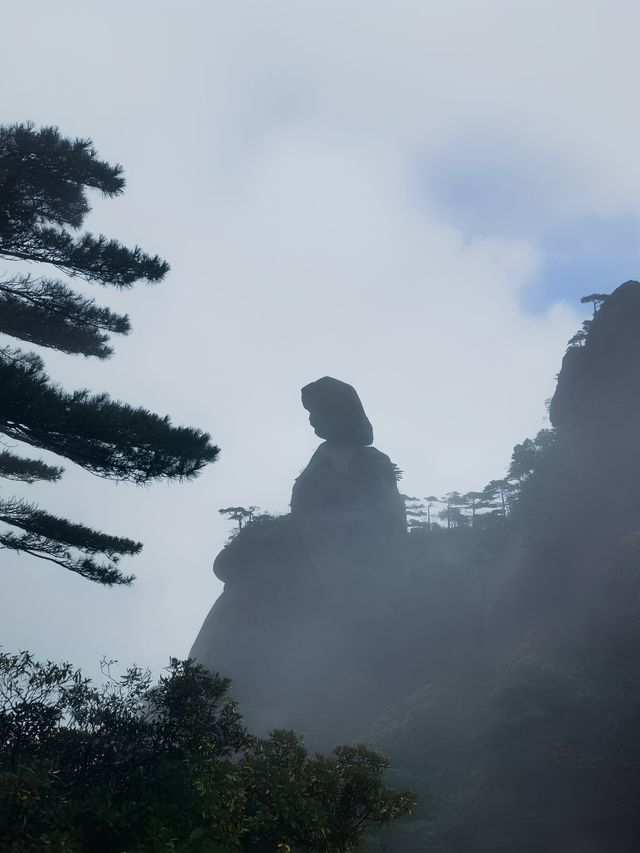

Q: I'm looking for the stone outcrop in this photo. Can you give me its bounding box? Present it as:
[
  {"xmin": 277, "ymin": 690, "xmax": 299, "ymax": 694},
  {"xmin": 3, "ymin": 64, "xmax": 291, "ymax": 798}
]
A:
[
  {"xmin": 549, "ymin": 280, "xmax": 640, "ymax": 539},
  {"xmin": 487, "ymin": 281, "xmax": 640, "ymax": 643},
  {"xmin": 301, "ymin": 376, "xmax": 373, "ymax": 445},
  {"xmin": 550, "ymin": 280, "xmax": 640, "ymax": 434},
  {"xmin": 189, "ymin": 377, "xmax": 407, "ymax": 734}
]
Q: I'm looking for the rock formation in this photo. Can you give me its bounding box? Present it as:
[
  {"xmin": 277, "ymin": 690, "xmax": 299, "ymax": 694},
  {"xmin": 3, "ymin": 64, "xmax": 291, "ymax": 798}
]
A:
[
  {"xmin": 187, "ymin": 296, "xmax": 640, "ymax": 851},
  {"xmin": 487, "ymin": 280, "xmax": 640, "ymax": 642},
  {"xmin": 301, "ymin": 376, "xmax": 374, "ymax": 445},
  {"xmin": 190, "ymin": 377, "xmax": 407, "ymax": 734},
  {"xmin": 549, "ymin": 280, "xmax": 640, "ymax": 537},
  {"xmin": 540, "ymin": 280, "xmax": 640, "ymax": 561}
]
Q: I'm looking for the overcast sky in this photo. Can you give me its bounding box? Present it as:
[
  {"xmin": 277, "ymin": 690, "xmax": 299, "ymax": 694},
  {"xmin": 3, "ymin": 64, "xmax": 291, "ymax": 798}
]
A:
[{"xmin": 2, "ymin": 1, "xmax": 639, "ymax": 680}]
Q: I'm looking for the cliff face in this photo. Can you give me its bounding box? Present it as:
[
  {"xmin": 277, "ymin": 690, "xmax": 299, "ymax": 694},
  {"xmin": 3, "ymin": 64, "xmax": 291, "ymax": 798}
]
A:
[
  {"xmin": 192, "ymin": 293, "xmax": 640, "ymax": 716},
  {"xmin": 550, "ymin": 280, "xmax": 640, "ymax": 432},
  {"xmin": 486, "ymin": 282, "xmax": 640, "ymax": 642},
  {"xmin": 188, "ymin": 303, "xmax": 640, "ymax": 851},
  {"xmin": 549, "ymin": 280, "xmax": 640, "ymax": 540},
  {"xmin": 190, "ymin": 378, "xmax": 409, "ymax": 735}
]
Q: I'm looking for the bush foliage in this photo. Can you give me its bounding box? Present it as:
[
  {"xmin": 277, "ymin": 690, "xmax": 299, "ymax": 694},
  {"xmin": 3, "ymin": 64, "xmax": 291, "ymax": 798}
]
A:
[{"xmin": 0, "ymin": 653, "xmax": 412, "ymax": 852}]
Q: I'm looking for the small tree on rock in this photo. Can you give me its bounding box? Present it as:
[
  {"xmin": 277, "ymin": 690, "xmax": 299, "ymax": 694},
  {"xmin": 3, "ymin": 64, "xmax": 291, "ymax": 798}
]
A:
[
  {"xmin": 425, "ymin": 495, "xmax": 439, "ymax": 530},
  {"xmin": 439, "ymin": 492, "xmax": 469, "ymax": 529},
  {"xmin": 580, "ymin": 292, "xmax": 609, "ymax": 315},
  {"xmin": 403, "ymin": 496, "xmax": 429, "ymax": 532},
  {"xmin": 218, "ymin": 506, "xmax": 260, "ymax": 533},
  {"xmin": 463, "ymin": 491, "xmax": 485, "ymax": 526}
]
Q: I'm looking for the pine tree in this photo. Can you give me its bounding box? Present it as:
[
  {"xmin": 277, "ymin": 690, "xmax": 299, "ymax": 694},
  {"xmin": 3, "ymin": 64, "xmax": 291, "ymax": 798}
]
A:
[{"xmin": 0, "ymin": 123, "xmax": 219, "ymax": 585}]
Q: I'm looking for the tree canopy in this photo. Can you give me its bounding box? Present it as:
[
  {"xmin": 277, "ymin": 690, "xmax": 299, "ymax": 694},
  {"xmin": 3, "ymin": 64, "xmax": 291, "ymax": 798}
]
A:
[
  {"xmin": 0, "ymin": 122, "xmax": 219, "ymax": 584},
  {"xmin": 0, "ymin": 652, "xmax": 413, "ymax": 852}
]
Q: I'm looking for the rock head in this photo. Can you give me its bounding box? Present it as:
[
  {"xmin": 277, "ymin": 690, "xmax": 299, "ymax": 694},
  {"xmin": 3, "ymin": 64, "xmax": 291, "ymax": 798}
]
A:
[{"xmin": 301, "ymin": 376, "xmax": 373, "ymax": 446}]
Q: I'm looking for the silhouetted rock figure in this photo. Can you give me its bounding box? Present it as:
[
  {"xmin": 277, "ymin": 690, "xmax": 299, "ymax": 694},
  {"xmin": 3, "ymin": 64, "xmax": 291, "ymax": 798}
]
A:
[
  {"xmin": 291, "ymin": 442, "xmax": 406, "ymax": 539},
  {"xmin": 294, "ymin": 376, "xmax": 405, "ymax": 543},
  {"xmin": 301, "ymin": 376, "xmax": 374, "ymax": 445},
  {"xmin": 190, "ymin": 377, "xmax": 407, "ymax": 736}
]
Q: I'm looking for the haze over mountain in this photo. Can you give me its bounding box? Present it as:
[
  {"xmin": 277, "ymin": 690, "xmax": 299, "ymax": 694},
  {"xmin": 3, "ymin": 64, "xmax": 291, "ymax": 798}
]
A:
[
  {"xmin": 1, "ymin": 1, "xmax": 638, "ymax": 687},
  {"xmin": 189, "ymin": 282, "xmax": 640, "ymax": 851}
]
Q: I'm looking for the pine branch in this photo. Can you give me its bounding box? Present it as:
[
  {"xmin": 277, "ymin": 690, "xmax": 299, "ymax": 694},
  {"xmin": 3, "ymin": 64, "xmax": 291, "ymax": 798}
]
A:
[
  {"xmin": 0, "ymin": 123, "xmax": 124, "ymax": 225},
  {"xmin": 0, "ymin": 123, "xmax": 220, "ymax": 585},
  {"xmin": 0, "ymin": 497, "xmax": 138, "ymax": 585},
  {"xmin": 0, "ymin": 122, "xmax": 168, "ymax": 287},
  {"xmin": 0, "ymin": 274, "xmax": 130, "ymax": 357},
  {"xmin": 0, "ymin": 449, "xmax": 63, "ymax": 482},
  {"xmin": 0, "ymin": 348, "xmax": 220, "ymax": 482},
  {"xmin": 0, "ymin": 229, "xmax": 168, "ymax": 287}
]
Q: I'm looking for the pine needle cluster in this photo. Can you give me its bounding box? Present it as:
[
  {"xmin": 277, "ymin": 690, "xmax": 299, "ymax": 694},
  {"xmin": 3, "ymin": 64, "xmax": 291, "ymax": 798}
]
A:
[{"xmin": 0, "ymin": 122, "xmax": 219, "ymax": 584}]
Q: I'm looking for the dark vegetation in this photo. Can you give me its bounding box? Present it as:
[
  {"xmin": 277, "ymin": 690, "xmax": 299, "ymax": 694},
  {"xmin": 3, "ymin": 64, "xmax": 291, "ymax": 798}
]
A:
[
  {"xmin": 0, "ymin": 653, "xmax": 412, "ymax": 852},
  {"xmin": 0, "ymin": 123, "xmax": 219, "ymax": 584}
]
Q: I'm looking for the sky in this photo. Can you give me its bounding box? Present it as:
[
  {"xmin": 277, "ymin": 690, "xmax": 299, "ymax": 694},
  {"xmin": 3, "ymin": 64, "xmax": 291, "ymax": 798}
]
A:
[{"xmin": 1, "ymin": 0, "xmax": 639, "ymax": 681}]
